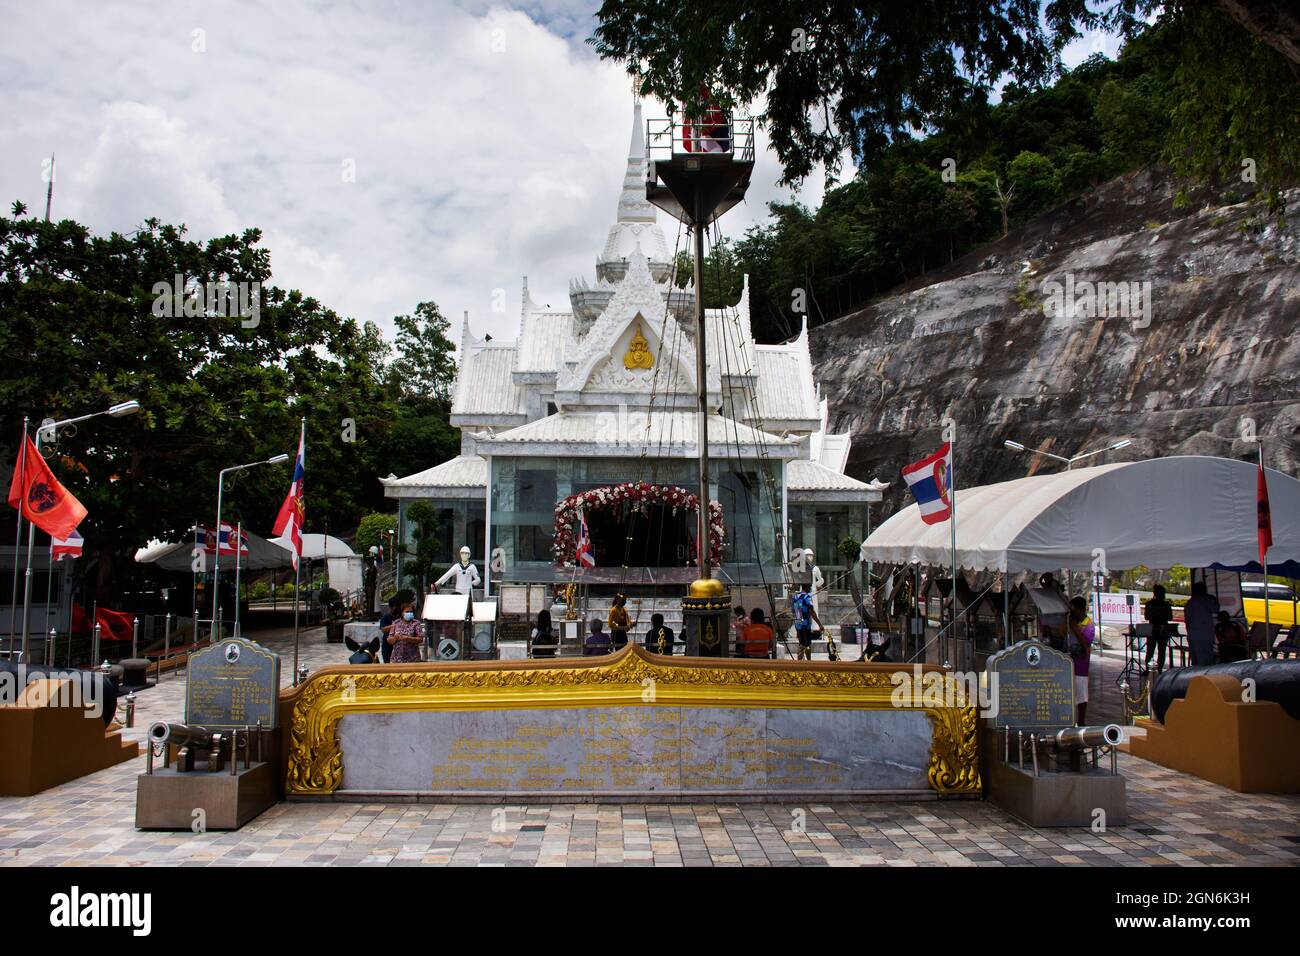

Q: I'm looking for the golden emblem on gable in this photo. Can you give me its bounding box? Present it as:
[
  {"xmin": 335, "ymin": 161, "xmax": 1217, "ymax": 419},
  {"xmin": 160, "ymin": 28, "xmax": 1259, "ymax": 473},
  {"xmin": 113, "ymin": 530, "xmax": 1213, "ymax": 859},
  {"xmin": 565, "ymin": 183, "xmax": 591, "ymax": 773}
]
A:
[{"xmin": 623, "ymin": 321, "xmax": 654, "ymax": 370}]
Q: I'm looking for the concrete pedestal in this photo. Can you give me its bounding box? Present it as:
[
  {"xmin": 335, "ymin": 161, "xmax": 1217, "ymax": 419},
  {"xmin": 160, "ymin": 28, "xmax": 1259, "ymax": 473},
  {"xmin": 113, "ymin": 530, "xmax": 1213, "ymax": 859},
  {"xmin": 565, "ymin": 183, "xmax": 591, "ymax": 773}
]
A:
[
  {"xmin": 986, "ymin": 758, "xmax": 1126, "ymax": 827},
  {"xmin": 135, "ymin": 762, "xmax": 278, "ymax": 830}
]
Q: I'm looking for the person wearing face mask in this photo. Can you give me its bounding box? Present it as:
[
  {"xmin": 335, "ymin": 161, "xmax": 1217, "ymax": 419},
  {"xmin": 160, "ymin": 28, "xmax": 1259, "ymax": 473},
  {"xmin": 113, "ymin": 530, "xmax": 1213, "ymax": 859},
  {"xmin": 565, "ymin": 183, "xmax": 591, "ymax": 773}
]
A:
[{"xmin": 387, "ymin": 600, "xmax": 424, "ymax": 664}]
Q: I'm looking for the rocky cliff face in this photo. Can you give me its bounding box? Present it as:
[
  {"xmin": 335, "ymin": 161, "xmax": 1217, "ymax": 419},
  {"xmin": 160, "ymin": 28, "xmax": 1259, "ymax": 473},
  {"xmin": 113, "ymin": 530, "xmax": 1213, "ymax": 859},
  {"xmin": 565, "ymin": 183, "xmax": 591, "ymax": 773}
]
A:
[{"xmin": 809, "ymin": 167, "xmax": 1300, "ymax": 518}]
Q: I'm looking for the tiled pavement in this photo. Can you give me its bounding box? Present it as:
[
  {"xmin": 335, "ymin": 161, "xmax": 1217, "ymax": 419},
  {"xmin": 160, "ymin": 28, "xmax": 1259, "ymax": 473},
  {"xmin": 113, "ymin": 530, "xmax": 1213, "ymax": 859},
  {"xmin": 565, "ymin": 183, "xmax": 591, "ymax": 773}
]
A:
[{"xmin": 1, "ymin": 624, "xmax": 1297, "ymax": 867}]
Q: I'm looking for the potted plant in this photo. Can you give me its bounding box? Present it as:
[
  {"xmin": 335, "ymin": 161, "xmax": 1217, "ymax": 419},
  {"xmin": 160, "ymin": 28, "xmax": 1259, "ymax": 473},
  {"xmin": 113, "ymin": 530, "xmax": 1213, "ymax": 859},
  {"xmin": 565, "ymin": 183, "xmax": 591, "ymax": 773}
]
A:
[{"xmin": 320, "ymin": 587, "xmax": 345, "ymax": 642}]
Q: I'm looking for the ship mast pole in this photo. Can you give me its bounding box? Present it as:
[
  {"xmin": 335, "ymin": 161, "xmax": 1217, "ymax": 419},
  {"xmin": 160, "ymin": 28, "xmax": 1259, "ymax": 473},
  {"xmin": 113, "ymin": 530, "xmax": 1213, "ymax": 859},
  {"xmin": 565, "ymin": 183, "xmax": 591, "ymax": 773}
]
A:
[{"xmin": 693, "ymin": 192, "xmax": 711, "ymax": 579}]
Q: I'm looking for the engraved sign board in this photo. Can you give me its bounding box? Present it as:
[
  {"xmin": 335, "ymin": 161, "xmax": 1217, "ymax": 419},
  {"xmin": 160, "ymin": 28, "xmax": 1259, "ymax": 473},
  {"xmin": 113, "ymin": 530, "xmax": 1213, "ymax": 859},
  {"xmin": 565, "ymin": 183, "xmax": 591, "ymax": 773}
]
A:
[
  {"xmin": 185, "ymin": 638, "xmax": 280, "ymax": 729},
  {"xmin": 985, "ymin": 639, "xmax": 1074, "ymax": 731}
]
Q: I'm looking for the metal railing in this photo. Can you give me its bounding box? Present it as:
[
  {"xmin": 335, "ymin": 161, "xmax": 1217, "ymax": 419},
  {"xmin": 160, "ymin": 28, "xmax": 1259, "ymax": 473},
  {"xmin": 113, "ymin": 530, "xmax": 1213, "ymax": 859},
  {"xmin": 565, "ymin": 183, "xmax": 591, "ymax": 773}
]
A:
[{"xmin": 646, "ymin": 114, "xmax": 756, "ymax": 165}]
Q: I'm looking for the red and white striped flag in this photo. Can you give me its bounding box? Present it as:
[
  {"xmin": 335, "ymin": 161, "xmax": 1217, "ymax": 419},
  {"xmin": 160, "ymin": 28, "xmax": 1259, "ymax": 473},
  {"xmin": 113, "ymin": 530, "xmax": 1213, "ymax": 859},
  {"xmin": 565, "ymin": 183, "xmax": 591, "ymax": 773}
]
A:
[
  {"xmin": 272, "ymin": 422, "xmax": 305, "ymax": 570},
  {"xmin": 51, "ymin": 528, "xmax": 83, "ymax": 561},
  {"xmin": 575, "ymin": 507, "xmax": 595, "ymax": 568}
]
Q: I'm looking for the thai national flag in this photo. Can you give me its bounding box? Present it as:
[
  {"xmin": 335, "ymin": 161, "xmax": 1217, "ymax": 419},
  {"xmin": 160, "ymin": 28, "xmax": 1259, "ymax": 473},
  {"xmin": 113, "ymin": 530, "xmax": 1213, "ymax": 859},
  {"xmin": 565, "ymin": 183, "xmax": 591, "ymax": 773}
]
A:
[
  {"xmin": 575, "ymin": 508, "xmax": 595, "ymax": 568},
  {"xmin": 216, "ymin": 522, "xmax": 249, "ymax": 556},
  {"xmin": 51, "ymin": 528, "xmax": 84, "ymax": 561},
  {"xmin": 272, "ymin": 422, "xmax": 306, "ymax": 570},
  {"xmin": 901, "ymin": 443, "xmax": 953, "ymax": 525}
]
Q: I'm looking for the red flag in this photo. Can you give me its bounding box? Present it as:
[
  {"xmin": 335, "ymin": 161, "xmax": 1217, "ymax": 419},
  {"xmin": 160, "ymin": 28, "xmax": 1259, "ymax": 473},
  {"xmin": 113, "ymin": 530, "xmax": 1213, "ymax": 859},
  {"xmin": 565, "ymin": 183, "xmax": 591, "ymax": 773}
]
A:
[
  {"xmin": 6, "ymin": 433, "xmax": 87, "ymax": 539},
  {"xmin": 95, "ymin": 607, "xmax": 135, "ymax": 642},
  {"xmin": 1258, "ymin": 459, "xmax": 1272, "ymax": 564}
]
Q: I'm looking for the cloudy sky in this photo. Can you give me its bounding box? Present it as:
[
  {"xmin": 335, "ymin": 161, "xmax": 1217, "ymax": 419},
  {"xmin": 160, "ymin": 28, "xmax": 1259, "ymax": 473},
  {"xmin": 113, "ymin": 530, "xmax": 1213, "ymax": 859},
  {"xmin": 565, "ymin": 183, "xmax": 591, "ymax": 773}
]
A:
[{"xmin": 0, "ymin": 1, "xmax": 1116, "ymax": 343}]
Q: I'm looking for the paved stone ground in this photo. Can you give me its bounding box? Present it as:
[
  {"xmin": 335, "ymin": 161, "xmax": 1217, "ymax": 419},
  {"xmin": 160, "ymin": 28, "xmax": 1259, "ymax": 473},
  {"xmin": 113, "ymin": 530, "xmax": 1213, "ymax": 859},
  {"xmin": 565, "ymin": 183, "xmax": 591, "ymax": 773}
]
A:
[{"xmin": 1, "ymin": 623, "xmax": 1297, "ymax": 867}]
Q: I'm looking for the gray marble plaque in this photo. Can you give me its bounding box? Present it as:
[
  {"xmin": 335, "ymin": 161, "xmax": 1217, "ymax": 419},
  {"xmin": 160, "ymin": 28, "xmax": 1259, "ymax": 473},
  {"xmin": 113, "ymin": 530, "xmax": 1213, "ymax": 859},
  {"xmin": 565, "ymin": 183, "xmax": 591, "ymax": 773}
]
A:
[
  {"xmin": 986, "ymin": 639, "xmax": 1074, "ymax": 731},
  {"xmin": 336, "ymin": 705, "xmax": 933, "ymax": 795},
  {"xmin": 185, "ymin": 638, "xmax": 280, "ymax": 729}
]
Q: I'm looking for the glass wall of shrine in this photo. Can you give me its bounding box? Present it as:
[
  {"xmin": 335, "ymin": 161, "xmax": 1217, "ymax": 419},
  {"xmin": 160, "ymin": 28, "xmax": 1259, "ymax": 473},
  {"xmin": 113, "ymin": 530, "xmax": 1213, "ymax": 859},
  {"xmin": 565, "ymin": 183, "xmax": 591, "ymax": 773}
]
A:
[
  {"xmin": 786, "ymin": 500, "xmax": 869, "ymax": 582},
  {"xmin": 488, "ymin": 455, "xmax": 785, "ymax": 574},
  {"xmin": 397, "ymin": 497, "xmax": 486, "ymax": 570}
]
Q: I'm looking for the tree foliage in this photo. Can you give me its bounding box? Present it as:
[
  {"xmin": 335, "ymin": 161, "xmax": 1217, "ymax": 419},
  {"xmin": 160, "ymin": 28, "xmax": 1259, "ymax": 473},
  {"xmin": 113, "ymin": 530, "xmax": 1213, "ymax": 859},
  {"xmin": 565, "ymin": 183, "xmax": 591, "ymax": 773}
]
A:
[
  {"xmin": 663, "ymin": 9, "xmax": 1298, "ymax": 342},
  {"xmin": 0, "ymin": 211, "xmax": 459, "ymax": 601}
]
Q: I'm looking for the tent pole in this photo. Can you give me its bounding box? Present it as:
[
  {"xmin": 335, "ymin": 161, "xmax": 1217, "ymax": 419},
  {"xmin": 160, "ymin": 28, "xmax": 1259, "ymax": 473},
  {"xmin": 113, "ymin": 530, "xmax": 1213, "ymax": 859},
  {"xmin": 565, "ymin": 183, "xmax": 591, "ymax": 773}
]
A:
[
  {"xmin": 1260, "ymin": 443, "xmax": 1270, "ymax": 643},
  {"xmin": 949, "ymin": 435, "xmax": 958, "ymax": 668},
  {"xmin": 1003, "ymin": 573, "xmax": 1010, "ymax": 647}
]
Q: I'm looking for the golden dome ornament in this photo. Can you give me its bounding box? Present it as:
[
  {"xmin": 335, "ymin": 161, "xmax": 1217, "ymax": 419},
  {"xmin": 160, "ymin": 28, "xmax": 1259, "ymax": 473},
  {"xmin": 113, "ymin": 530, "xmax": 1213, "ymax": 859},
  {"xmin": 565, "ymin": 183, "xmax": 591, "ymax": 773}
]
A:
[{"xmin": 623, "ymin": 321, "xmax": 654, "ymax": 370}]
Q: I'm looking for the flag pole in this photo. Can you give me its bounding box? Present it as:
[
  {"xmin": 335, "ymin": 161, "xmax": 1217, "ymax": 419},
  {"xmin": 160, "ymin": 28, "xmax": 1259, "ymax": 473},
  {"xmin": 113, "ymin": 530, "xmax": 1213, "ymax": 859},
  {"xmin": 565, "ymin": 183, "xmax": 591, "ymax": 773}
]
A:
[
  {"xmin": 44, "ymin": 539, "xmax": 55, "ymax": 643},
  {"xmin": 19, "ymin": 426, "xmax": 46, "ymax": 658},
  {"xmin": 291, "ymin": 416, "xmax": 305, "ymax": 684},
  {"xmin": 9, "ymin": 417, "xmax": 28, "ymax": 643},
  {"xmin": 234, "ymin": 520, "xmax": 242, "ymax": 638}
]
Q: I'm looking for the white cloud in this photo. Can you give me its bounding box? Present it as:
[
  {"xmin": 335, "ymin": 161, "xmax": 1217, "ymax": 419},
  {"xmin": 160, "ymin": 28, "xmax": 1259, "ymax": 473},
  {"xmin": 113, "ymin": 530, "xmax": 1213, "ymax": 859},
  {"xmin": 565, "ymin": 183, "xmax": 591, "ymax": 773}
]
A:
[{"xmin": 0, "ymin": 0, "xmax": 825, "ymax": 344}]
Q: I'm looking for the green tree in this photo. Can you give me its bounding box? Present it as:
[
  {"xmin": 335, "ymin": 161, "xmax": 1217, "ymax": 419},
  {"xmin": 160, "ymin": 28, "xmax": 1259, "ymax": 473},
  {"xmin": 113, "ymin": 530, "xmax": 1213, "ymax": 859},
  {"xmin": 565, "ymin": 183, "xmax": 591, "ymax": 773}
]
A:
[
  {"xmin": 1006, "ymin": 151, "xmax": 1062, "ymax": 221},
  {"xmin": 355, "ymin": 511, "xmax": 397, "ymax": 554},
  {"xmin": 591, "ymin": 1, "xmax": 1298, "ymax": 196},
  {"xmin": 402, "ymin": 501, "xmax": 442, "ymax": 593}
]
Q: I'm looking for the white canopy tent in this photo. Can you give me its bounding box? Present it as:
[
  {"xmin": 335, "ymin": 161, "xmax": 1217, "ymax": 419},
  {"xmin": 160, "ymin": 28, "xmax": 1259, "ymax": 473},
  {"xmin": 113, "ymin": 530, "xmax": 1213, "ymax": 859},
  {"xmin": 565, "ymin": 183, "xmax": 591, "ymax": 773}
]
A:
[
  {"xmin": 135, "ymin": 528, "xmax": 293, "ymax": 572},
  {"xmin": 863, "ymin": 456, "xmax": 1300, "ymax": 573}
]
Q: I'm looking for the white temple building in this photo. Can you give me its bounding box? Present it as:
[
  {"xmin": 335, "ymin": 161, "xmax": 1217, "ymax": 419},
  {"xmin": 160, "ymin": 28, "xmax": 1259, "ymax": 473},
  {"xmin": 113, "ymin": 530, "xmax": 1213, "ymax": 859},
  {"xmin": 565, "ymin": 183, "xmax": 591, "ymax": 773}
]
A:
[{"xmin": 382, "ymin": 100, "xmax": 882, "ymax": 591}]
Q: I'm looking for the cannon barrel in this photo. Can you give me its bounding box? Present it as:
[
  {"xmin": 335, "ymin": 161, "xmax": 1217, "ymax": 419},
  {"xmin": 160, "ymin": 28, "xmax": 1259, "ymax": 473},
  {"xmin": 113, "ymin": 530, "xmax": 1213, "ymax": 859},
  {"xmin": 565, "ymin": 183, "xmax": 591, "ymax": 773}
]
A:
[
  {"xmin": 1041, "ymin": 724, "xmax": 1122, "ymax": 749},
  {"xmin": 148, "ymin": 720, "xmax": 220, "ymax": 749}
]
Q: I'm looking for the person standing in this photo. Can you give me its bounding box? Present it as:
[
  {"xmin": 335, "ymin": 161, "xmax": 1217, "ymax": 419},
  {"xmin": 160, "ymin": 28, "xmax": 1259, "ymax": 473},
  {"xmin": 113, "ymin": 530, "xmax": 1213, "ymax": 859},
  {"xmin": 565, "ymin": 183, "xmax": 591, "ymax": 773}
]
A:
[
  {"xmin": 791, "ymin": 584, "xmax": 821, "ymax": 661},
  {"xmin": 434, "ymin": 546, "xmax": 481, "ymax": 597},
  {"xmin": 1067, "ymin": 596, "xmax": 1095, "ymax": 725},
  {"xmin": 531, "ymin": 608, "xmax": 557, "ymax": 659},
  {"xmin": 1183, "ymin": 580, "xmax": 1220, "ymax": 666},
  {"xmin": 377, "ymin": 596, "xmax": 401, "ymax": 664},
  {"xmin": 644, "ymin": 613, "xmax": 675, "ymax": 655},
  {"xmin": 607, "ymin": 593, "xmax": 631, "ymax": 651},
  {"xmin": 386, "ymin": 600, "xmax": 424, "ymax": 665},
  {"xmin": 1144, "ymin": 584, "xmax": 1174, "ymax": 672}
]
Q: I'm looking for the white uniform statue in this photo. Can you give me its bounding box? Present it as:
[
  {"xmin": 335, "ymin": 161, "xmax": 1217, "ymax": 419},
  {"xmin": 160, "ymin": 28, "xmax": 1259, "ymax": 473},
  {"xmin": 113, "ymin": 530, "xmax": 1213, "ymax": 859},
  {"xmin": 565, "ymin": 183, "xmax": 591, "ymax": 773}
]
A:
[
  {"xmin": 808, "ymin": 550, "xmax": 824, "ymax": 627},
  {"xmin": 435, "ymin": 546, "xmax": 481, "ymax": 596}
]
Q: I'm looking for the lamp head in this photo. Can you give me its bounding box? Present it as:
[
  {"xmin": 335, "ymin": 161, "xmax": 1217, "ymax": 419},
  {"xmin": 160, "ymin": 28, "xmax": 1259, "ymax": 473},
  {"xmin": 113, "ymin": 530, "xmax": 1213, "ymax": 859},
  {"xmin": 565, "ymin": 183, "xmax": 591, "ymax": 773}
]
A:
[
  {"xmin": 1109, "ymin": 439, "xmax": 1132, "ymax": 451},
  {"xmin": 1003, "ymin": 440, "xmax": 1026, "ymax": 452},
  {"xmin": 108, "ymin": 400, "xmax": 141, "ymax": 418},
  {"xmin": 267, "ymin": 453, "xmax": 291, "ymax": 464}
]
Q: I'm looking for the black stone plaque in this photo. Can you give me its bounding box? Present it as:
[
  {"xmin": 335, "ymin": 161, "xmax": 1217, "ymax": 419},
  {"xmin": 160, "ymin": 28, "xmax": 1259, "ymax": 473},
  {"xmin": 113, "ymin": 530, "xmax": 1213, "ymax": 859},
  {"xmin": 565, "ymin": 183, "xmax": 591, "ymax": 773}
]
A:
[
  {"xmin": 185, "ymin": 638, "xmax": 280, "ymax": 729},
  {"xmin": 985, "ymin": 639, "xmax": 1074, "ymax": 731}
]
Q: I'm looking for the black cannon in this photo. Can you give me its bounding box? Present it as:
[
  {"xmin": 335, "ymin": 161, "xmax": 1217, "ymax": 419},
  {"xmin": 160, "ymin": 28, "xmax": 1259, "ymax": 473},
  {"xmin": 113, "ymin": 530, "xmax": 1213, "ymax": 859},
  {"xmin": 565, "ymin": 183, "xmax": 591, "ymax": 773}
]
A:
[
  {"xmin": 345, "ymin": 635, "xmax": 381, "ymax": 665},
  {"xmin": 1151, "ymin": 660, "xmax": 1300, "ymax": 723}
]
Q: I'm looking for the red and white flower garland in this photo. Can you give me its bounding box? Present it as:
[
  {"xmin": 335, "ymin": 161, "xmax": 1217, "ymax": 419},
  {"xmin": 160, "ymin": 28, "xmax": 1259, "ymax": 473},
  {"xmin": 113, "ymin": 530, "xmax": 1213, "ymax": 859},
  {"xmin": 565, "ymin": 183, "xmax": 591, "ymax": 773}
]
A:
[{"xmin": 553, "ymin": 481, "xmax": 725, "ymax": 567}]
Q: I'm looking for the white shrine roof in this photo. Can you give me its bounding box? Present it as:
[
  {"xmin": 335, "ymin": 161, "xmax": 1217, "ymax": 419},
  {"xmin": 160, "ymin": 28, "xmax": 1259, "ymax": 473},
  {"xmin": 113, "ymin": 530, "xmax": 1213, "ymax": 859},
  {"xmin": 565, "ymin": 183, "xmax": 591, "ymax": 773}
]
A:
[
  {"xmin": 381, "ymin": 455, "xmax": 487, "ymax": 499},
  {"xmin": 786, "ymin": 459, "xmax": 880, "ymax": 502},
  {"xmin": 470, "ymin": 410, "xmax": 801, "ymax": 460},
  {"xmin": 451, "ymin": 344, "xmax": 525, "ymax": 421},
  {"xmin": 516, "ymin": 311, "xmax": 574, "ymax": 374}
]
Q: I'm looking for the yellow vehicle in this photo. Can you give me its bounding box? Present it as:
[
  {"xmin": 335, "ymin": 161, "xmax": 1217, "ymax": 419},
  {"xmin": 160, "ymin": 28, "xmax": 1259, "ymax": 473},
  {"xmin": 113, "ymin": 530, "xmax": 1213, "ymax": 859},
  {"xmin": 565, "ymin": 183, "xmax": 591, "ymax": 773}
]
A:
[{"xmin": 1241, "ymin": 582, "xmax": 1298, "ymax": 629}]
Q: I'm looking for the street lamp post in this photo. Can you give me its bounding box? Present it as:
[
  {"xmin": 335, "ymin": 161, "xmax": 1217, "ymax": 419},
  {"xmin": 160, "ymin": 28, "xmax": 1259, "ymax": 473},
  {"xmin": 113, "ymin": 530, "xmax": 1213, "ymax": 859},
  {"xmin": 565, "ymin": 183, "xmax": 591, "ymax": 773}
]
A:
[
  {"xmin": 212, "ymin": 453, "xmax": 289, "ymax": 639},
  {"xmin": 19, "ymin": 400, "xmax": 141, "ymax": 661}
]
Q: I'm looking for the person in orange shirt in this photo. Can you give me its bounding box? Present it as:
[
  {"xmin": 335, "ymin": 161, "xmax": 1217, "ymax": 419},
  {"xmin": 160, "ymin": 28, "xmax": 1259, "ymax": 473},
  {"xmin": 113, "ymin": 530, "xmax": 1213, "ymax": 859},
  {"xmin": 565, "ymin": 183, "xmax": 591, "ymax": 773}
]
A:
[{"xmin": 739, "ymin": 607, "xmax": 775, "ymax": 659}]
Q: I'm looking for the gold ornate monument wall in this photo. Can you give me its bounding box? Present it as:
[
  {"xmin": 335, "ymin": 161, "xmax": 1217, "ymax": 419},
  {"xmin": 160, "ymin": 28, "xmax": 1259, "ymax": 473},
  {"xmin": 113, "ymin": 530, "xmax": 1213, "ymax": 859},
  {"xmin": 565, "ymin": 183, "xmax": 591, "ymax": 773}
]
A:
[{"xmin": 283, "ymin": 646, "xmax": 979, "ymax": 800}]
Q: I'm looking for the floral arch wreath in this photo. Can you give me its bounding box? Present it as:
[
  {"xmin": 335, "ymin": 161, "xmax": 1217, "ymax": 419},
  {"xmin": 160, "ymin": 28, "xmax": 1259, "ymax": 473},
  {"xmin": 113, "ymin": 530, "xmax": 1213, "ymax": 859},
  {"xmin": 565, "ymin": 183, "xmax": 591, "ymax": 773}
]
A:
[{"xmin": 553, "ymin": 481, "xmax": 725, "ymax": 567}]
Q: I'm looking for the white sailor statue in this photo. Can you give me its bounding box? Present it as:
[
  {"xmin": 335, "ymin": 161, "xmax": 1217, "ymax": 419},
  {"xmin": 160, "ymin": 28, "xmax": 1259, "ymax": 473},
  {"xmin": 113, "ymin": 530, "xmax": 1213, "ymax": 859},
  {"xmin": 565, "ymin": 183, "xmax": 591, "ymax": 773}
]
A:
[
  {"xmin": 434, "ymin": 546, "xmax": 481, "ymax": 598},
  {"xmin": 807, "ymin": 549, "xmax": 824, "ymax": 621}
]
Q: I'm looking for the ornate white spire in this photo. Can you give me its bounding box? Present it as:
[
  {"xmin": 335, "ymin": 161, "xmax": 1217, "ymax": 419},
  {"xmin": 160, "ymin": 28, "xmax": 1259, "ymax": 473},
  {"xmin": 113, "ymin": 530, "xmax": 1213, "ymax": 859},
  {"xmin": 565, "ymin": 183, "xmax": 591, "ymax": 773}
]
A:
[
  {"xmin": 616, "ymin": 98, "xmax": 655, "ymax": 225},
  {"xmin": 595, "ymin": 97, "xmax": 671, "ymax": 283}
]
